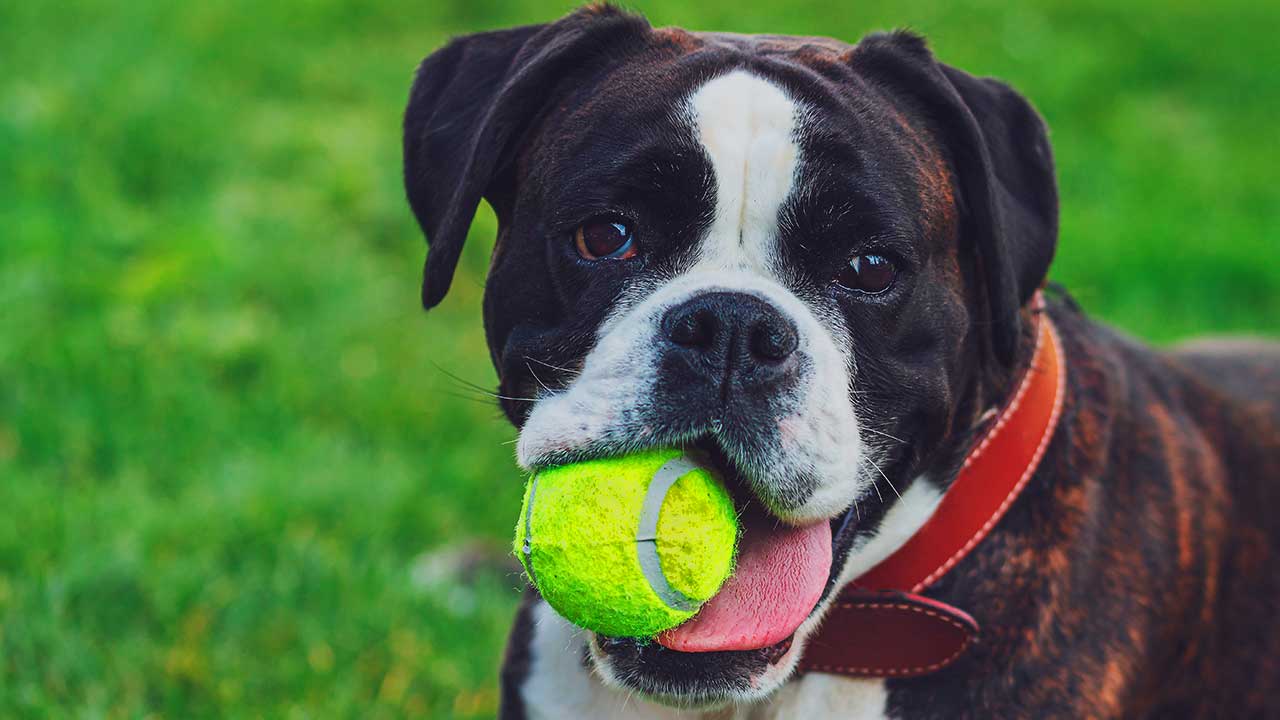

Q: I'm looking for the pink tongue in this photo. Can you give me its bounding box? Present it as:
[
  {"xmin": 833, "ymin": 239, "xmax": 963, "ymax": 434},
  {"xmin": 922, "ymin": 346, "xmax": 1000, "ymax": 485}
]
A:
[{"xmin": 658, "ymin": 514, "xmax": 832, "ymax": 653}]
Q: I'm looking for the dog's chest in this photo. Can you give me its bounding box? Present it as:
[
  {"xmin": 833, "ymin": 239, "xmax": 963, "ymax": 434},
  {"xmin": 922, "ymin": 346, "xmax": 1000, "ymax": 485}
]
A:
[
  {"xmin": 739, "ymin": 675, "xmax": 890, "ymax": 720},
  {"xmin": 520, "ymin": 601, "xmax": 891, "ymax": 720}
]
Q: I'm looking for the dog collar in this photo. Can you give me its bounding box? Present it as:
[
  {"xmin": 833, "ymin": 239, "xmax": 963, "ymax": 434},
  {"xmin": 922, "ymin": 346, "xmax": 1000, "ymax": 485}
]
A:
[{"xmin": 798, "ymin": 297, "xmax": 1066, "ymax": 678}]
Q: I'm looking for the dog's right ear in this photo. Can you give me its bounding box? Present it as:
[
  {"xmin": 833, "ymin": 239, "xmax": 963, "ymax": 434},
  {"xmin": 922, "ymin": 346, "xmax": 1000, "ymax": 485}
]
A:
[
  {"xmin": 851, "ymin": 33, "xmax": 1058, "ymax": 367},
  {"xmin": 403, "ymin": 6, "xmax": 650, "ymax": 309}
]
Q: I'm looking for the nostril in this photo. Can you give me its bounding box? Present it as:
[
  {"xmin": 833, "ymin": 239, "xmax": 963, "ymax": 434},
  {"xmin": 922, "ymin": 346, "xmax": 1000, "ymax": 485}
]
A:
[
  {"xmin": 749, "ymin": 319, "xmax": 799, "ymax": 362},
  {"xmin": 664, "ymin": 306, "xmax": 717, "ymax": 349}
]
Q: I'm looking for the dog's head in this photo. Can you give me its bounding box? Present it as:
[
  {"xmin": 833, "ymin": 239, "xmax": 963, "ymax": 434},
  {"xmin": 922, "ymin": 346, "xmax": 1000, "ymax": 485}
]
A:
[{"xmin": 404, "ymin": 6, "xmax": 1056, "ymax": 707}]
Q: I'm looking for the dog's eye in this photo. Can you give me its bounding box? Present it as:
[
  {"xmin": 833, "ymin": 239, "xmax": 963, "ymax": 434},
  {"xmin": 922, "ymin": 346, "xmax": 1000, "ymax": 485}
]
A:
[
  {"xmin": 574, "ymin": 218, "xmax": 636, "ymax": 261},
  {"xmin": 835, "ymin": 254, "xmax": 897, "ymax": 294}
]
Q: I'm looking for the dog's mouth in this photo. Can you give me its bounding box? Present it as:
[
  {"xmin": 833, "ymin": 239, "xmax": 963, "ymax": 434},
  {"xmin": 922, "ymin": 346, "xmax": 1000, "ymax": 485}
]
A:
[{"xmin": 589, "ymin": 436, "xmax": 862, "ymax": 700}]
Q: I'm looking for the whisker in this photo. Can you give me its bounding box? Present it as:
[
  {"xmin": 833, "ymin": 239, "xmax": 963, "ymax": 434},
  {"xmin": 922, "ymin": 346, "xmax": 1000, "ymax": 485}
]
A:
[
  {"xmin": 867, "ymin": 457, "xmax": 903, "ymax": 500},
  {"xmin": 436, "ymin": 383, "xmax": 494, "ymax": 399},
  {"xmin": 494, "ymin": 394, "xmax": 544, "ymax": 403},
  {"xmin": 862, "ymin": 426, "xmax": 906, "ymax": 444},
  {"xmin": 439, "ymin": 389, "xmax": 499, "ymax": 406},
  {"xmin": 525, "ymin": 362, "xmax": 555, "ymax": 396},
  {"xmin": 428, "ymin": 360, "xmax": 547, "ymax": 403},
  {"xmin": 454, "ymin": 384, "xmax": 545, "ymax": 407},
  {"xmin": 524, "ymin": 355, "xmax": 580, "ymax": 375},
  {"xmin": 446, "ymin": 386, "xmax": 542, "ymax": 404},
  {"xmin": 429, "ymin": 360, "xmax": 497, "ymax": 395}
]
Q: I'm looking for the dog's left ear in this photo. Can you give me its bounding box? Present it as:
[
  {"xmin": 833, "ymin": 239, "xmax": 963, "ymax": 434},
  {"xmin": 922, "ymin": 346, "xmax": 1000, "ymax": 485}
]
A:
[
  {"xmin": 853, "ymin": 33, "xmax": 1059, "ymax": 365},
  {"xmin": 403, "ymin": 7, "xmax": 651, "ymax": 308}
]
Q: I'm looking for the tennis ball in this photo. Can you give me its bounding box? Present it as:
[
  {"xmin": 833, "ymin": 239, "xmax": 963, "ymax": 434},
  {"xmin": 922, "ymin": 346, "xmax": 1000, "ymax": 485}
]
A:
[{"xmin": 514, "ymin": 448, "xmax": 739, "ymax": 638}]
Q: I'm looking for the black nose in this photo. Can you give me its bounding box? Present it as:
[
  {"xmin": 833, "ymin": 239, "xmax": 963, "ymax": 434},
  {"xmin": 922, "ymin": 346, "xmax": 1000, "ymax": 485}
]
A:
[{"xmin": 660, "ymin": 292, "xmax": 799, "ymax": 392}]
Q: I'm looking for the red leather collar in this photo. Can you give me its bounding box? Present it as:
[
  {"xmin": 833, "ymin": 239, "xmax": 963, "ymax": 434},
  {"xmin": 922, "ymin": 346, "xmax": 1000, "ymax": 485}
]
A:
[{"xmin": 799, "ymin": 299, "xmax": 1066, "ymax": 678}]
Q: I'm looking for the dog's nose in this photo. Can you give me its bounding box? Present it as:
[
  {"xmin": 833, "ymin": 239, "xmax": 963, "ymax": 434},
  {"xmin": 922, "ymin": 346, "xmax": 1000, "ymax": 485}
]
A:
[{"xmin": 660, "ymin": 292, "xmax": 799, "ymax": 390}]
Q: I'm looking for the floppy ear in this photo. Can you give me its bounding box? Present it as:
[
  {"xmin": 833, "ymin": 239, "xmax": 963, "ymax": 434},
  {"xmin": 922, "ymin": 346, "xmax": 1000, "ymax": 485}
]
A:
[
  {"xmin": 852, "ymin": 33, "xmax": 1058, "ymax": 365},
  {"xmin": 403, "ymin": 7, "xmax": 650, "ymax": 308}
]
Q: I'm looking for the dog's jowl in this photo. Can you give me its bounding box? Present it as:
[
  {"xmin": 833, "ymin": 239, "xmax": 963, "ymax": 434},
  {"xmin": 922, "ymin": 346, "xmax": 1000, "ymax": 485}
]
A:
[{"xmin": 403, "ymin": 7, "xmax": 1280, "ymax": 718}]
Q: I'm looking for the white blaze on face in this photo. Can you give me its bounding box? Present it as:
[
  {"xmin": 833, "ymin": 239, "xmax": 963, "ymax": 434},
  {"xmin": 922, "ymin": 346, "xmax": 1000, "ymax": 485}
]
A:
[{"xmin": 688, "ymin": 70, "xmax": 800, "ymax": 274}]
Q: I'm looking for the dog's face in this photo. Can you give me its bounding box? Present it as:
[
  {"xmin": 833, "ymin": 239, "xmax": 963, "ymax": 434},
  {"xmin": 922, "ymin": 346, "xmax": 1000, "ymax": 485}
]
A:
[{"xmin": 405, "ymin": 7, "xmax": 1056, "ymax": 708}]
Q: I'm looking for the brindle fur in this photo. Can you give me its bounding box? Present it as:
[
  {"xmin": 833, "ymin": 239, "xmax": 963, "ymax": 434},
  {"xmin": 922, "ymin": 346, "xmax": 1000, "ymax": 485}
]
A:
[{"xmin": 880, "ymin": 301, "xmax": 1280, "ymax": 718}]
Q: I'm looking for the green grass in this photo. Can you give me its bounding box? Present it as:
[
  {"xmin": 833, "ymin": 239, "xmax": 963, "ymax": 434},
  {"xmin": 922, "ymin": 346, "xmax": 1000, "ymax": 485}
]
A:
[{"xmin": 1, "ymin": 0, "xmax": 1276, "ymax": 716}]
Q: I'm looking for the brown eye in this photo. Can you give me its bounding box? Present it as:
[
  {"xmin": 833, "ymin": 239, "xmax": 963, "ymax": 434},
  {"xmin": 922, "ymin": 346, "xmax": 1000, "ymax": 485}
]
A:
[
  {"xmin": 835, "ymin": 254, "xmax": 897, "ymax": 294},
  {"xmin": 574, "ymin": 218, "xmax": 636, "ymax": 261}
]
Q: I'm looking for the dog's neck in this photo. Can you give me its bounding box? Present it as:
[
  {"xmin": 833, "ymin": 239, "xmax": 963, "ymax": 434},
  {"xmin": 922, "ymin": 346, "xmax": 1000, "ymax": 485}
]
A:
[{"xmin": 943, "ymin": 302, "xmax": 1046, "ymax": 488}]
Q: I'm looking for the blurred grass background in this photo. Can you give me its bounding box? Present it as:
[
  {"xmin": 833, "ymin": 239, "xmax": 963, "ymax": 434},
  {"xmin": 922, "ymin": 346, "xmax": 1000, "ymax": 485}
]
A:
[{"xmin": 1, "ymin": 0, "xmax": 1276, "ymax": 716}]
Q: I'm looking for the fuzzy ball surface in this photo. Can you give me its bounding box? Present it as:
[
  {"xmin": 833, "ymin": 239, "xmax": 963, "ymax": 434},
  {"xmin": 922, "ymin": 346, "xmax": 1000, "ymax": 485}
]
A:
[{"xmin": 514, "ymin": 448, "xmax": 738, "ymax": 638}]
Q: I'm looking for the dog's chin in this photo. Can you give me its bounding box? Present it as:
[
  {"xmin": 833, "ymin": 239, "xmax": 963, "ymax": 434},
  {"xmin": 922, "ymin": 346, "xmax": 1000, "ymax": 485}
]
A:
[{"xmin": 587, "ymin": 630, "xmax": 805, "ymax": 709}]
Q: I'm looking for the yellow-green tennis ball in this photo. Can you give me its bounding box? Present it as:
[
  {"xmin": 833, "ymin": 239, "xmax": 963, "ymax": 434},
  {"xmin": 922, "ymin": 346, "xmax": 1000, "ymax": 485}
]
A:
[{"xmin": 514, "ymin": 448, "xmax": 738, "ymax": 638}]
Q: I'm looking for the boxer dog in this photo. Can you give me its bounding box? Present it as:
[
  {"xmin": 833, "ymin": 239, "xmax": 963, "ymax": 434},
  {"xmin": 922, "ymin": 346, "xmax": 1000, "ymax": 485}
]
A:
[{"xmin": 402, "ymin": 6, "xmax": 1280, "ymax": 717}]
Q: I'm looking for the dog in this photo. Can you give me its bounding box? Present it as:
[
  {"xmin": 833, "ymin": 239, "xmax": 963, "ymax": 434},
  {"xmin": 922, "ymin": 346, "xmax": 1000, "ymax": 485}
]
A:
[{"xmin": 402, "ymin": 6, "xmax": 1280, "ymax": 717}]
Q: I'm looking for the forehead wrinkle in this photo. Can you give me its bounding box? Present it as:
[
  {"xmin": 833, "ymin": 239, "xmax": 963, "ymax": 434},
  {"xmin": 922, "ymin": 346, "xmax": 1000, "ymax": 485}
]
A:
[
  {"xmin": 876, "ymin": 99, "xmax": 957, "ymax": 241},
  {"xmin": 686, "ymin": 70, "xmax": 802, "ymax": 276}
]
